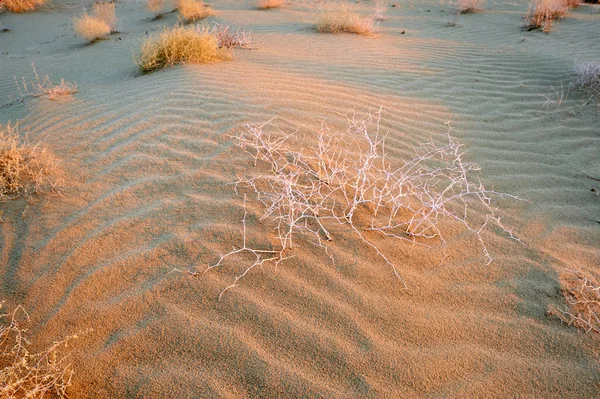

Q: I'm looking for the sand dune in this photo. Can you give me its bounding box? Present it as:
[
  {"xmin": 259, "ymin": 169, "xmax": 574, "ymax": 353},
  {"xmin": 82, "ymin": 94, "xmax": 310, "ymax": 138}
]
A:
[{"xmin": 1, "ymin": 0, "xmax": 599, "ymax": 397}]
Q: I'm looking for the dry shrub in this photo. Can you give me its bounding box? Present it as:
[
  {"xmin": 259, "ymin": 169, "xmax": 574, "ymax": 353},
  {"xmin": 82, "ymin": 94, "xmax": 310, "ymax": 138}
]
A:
[
  {"xmin": 524, "ymin": 0, "xmax": 568, "ymax": 32},
  {"xmin": 573, "ymin": 61, "xmax": 600, "ymax": 93},
  {"xmin": 549, "ymin": 270, "xmax": 600, "ymax": 333},
  {"xmin": 73, "ymin": 13, "xmax": 111, "ymax": 42},
  {"xmin": 457, "ymin": 0, "xmax": 486, "ymax": 13},
  {"xmin": 93, "ymin": 1, "xmax": 117, "ymax": 32},
  {"xmin": 316, "ymin": 4, "xmax": 376, "ymax": 36},
  {"xmin": 0, "ymin": 303, "xmax": 85, "ymax": 398},
  {"xmin": 15, "ymin": 64, "xmax": 77, "ymax": 101},
  {"xmin": 0, "ymin": 123, "xmax": 60, "ymax": 200},
  {"xmin": 147, "ymin": 0, "xmax": 165, "ymax": 13},
  {"xmin": 137, "ymin": 25, "xmax": 231, "ymax": 73},
  {"xmin": 1, "ymin": 0, "xmax": 45, "ymax": 12},
  {"xmin": 197, "ymin": 111, "xmax": 520, "ymax": 298},
  {"xmin": 176, "ymin": 0, "xmax": 213, "ymax": 22},
  {"xmin": 210, "ymin": 23, "xmax": 252, "ymax": 49},
  {"xmin": 563, "ymin": 0, "xmax": 580, "ymax": 7},
  {"xmin": 257, "ymin": 0, "xmax": 284, "ymax": 9}
]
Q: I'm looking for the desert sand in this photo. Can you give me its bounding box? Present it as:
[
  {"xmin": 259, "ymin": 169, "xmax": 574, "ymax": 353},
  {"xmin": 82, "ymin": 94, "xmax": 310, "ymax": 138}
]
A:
[{"xmin": 1, "ymin": 0, "xmax": 599, "ymax": 397}]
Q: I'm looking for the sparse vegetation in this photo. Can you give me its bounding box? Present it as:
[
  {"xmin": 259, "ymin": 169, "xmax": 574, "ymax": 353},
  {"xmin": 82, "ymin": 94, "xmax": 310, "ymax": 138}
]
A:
[
  {"xmin": 0, "ymin": 0, "xmax": 46, "ymax": 13},
  {"xmin": 316, "ymin": 5, "xmax": 376, "ymax": 36},
  {"xmin": 0, "ymin": 303, "xmax": 84, "ymax": 398},
  {"xmin": 93, "ymin": 1, "xmax": 117, "ymax": 33},
  {"xmin": 146, "ymin": 0, "xmax": 175, "ymax": 18},
  {"xmin": 257, "ymin": 0, "xmax": 284, "ymax": 9},
  {"xmin": 550, "ymin": 270, "xmax": 600, "ymax": 333},
  {"xmin": 15, "ymin": 64, "xmax": 77, "ymax": 101},
  {"xmin": 573, "ymin": 61, "xmax": 600, "ymax": 93},
  {"xmin": 137, "ymin": 25, "xmax": 231, "ymax": 73},
  {"xmin": 457, "ymin": 0, "xmax": 486, "ymax": 13},
  {"xmin": 193, "ymin": 111, "xmax": 521, "ymax": 298},
  {"xmin": 176, "ymin": 0, "xmax": 213, "ymax": 23},
  {"xmin": 524, "ymin": 0, "xmax": 574, "ymax": 32},
  {"xmin": 0, "ymin": 123, "xmax": 60, "ymax": 200},
  {"xmin": 210, "ymin": 23, "xmax": 252, "ymax": 49},
  {"xmin": 73, "ymin": 13, "xmax": 111, "ymax": 42}
]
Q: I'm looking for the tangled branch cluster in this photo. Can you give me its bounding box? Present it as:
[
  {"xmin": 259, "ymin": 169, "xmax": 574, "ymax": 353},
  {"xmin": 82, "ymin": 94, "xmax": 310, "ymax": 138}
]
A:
[
  {"xmin": 204, "ymin": 111, "xmax": 520, "ymax": 298},
  {"xmin": 0, "ymin": 304, "xmax": 81, "ymax": 398},
  {"xmin": 550, "ymin": 270, "xmax": 600, "ymax": 334}
]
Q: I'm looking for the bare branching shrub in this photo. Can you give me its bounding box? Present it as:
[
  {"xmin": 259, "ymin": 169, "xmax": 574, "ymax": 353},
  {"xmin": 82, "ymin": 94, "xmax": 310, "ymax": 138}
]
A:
[
  {"xmin": 316, "ymin": 4, "xmax": 376, "ymax": 36},
  {"xmin": 524, "ymin": 0, "xmax": 568, "ymax": 32},
  {"xmin": 15, "ymin": 64, "xmax": 77, "ymax": 101},
  {"xmin": 73, "ymin": 13, "xmax": 111, "ymax": 42},
  {"xmin": 457, "ymin": 0, "xmax": 486, "ymax": 13},
  {"xmin": 0, "ymin": 123, "xmax": 61, "ymax": 200},
  {"xmin": 210, "ymin": 23, "xmax": 252, "ymax": 49},
  {"xmin": 0, "ymin": 303, "xmax": 85, "ymax": 398},
  {"xmin": 373, "ymin": 0, "xmax": 388, "ymax": 21},
  {"xmin": 176, "ymin": 0, "xmax": 213, "ymax": 23},
  {"xmin": 1, "ymin": 0, "xmax": 45, "ymax": 12},
  {"xmin": 199, "ymin": 111, "xmax": 520, "ymax": 298},
  {"xmin": 93, "ymin": 1, "xmax": 117, "ymax": 33},
  {"xmin": 137, "ymin": 25, "xmax": 231, "ymax": 73},
  {"xmin": 549, "ymin": 270, "xmax": 600, "ymax": 333},
  {"xmin": 257, "ymin": 0, "xmax": 284, "ymax": 9},
  {"xmin": 573, "ymin": 61, "xmax": 600, "ymax": 93}
]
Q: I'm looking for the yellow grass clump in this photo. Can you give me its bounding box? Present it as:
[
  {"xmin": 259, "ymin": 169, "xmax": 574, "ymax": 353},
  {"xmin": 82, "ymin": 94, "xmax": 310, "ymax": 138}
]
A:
[
  {"xmin": 1, "ymin": 0, "xmax": 46, "ymax": 12},
  {"xmin": 457, "ymin": 0, "xmax": 486, "ymax": 13},
  {"xmin": 0, "ymin": 303, "xmax": 85, "ymax": 398},
  {"xmin": 0, "ymin": 123, "xmax": 60, "ymax": 200},
  {"xmin": 93, "ymin": 1, "xmax": 117, "ymax": 32},
  {"xmin": 73, "ymin": 13, "xmax": 111, "ymax": 42},
  {"xmin": 316, "ymin": 5, "xmax": 376, "ymax": 36},
  {"xmin": 176, "ymin": 0, "xmax": 213, "ymax": 23},
  {"xmin": 524, "ymin": 0, "xmax": 568, "ymax": 32},
  {"xmin": 549, "ymin": 270, "xmax": 600, "ymax": 333},
  {"xmin": 15, "ymin": 63, "xmax": 78, "ymax": 101},
  {"xmin": 137, "ymin": 25, "xmax": 231, "ymax": 73},
  {"xmin": 257, "ymin": 0, "xmax": 284, "ymax": 10}
]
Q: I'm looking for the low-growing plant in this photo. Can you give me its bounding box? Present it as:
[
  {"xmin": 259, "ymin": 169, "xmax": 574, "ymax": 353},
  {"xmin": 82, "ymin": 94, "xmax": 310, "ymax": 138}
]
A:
[
  {"xmin": 210, "ymin": 23, "xmax": 252, "ymax": 49},
  {"xmin": 15, "ymin": 63, "xmax": 78, "ymax": 101},
  {"xmin": 192, "ymin": 111, "xmax": 521, "ymax": 298},
  {"xmin": 137, "ymin": 25, "xmax": 231, "ymax": 72},
  {"xmin": 257, "ymin": 0, "xmax": 284, "ymax": 10},
  {"xmin": 457, "ymin": 0, "xmax": 486, "ymax": 13},
  {"xmin": 524, "ymin": 0, "xmax": 568, "ymax": 32},
  {"xmin": 573, "ymin": 61, "xmax": 600, "ymax": 93},
  {"xmin": 146, "ymin": 0, "xmax": 176, "ymax": 18},
  {"xmin": 0, "ymin": 303, "xmax": 85, "ymax": 398},
  {"xmin": 73, "ymin": 13, "xmax": 111, "ymax": 42},
  {"xmin": 176, "ymin": 0, "xmax": 213, "ymax": 23},
  {"xmin": 0, "ymin": 123, "xmax": 61, "ymax": 200},
  {"xmin": 549, "ymin": 269, "xmax": 600, "ymax": 333},
  {"xmin": 93, "ymin": 1, "xmax": 117, "ymax": 33},
  {"xmin": 316, "ymin": 4, "xmax": 376, "ymax": 36},
  {"xmin": 0, "ymin": 0, "xmax": 46, "ymax": 12}
]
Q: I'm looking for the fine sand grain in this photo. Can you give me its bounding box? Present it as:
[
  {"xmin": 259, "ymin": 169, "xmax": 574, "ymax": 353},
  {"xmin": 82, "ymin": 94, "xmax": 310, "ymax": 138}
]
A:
[{"xmin": 0, "ymin": 0, "xmax": 599, "ymax": 397}]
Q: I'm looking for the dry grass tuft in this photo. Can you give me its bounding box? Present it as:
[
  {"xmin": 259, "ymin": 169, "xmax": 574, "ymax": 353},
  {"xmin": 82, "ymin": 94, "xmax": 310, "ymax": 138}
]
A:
[
  {"xmin": 549, "ymin": 270, "xmax": 600, "ymax": 333},
  {"xmin": 93, "ymin": 1, "xmax": 117, "ymax": 32},
  {"xmin": 316, "ymin": 5, "xmax": 376, "ymax": 36},
  {"xmin": 137, "ymin": 25, "xmax": 231, "ymax": 73},
  {"xmin": 0, "ymin": 123, "xmax": 61, "ymax": 200},
  {"xmin": 257, "ymin": 0, "xmax": 284, "ymax": 10},
  {"xmin": 457, "ymin": 0, "xmax": 486, "ymax": 13},
  {"xmin": 176, "ymin": 0, "xmax": 213, "ymax": 23},
  {"xmin": 0, "ymin": 303, "xmax": 86, "ymax": 398},
  {"xmin": 15, "ymin": 64, "xmax": 77, "ymax": 101},
  {"xmin": 73, "ymin": 13, "xmax": 111, "ymax": 42},
  {"xmin": 524, "ymin": 0, "xmax": 568, "ymax": 32},
  {"xmin": 1, "ymin": 0, "xmax": 46, "ymax": 12},
  {"xmin": 189, "ymin": 111, "xmax": 521, "ymax": 298}
]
